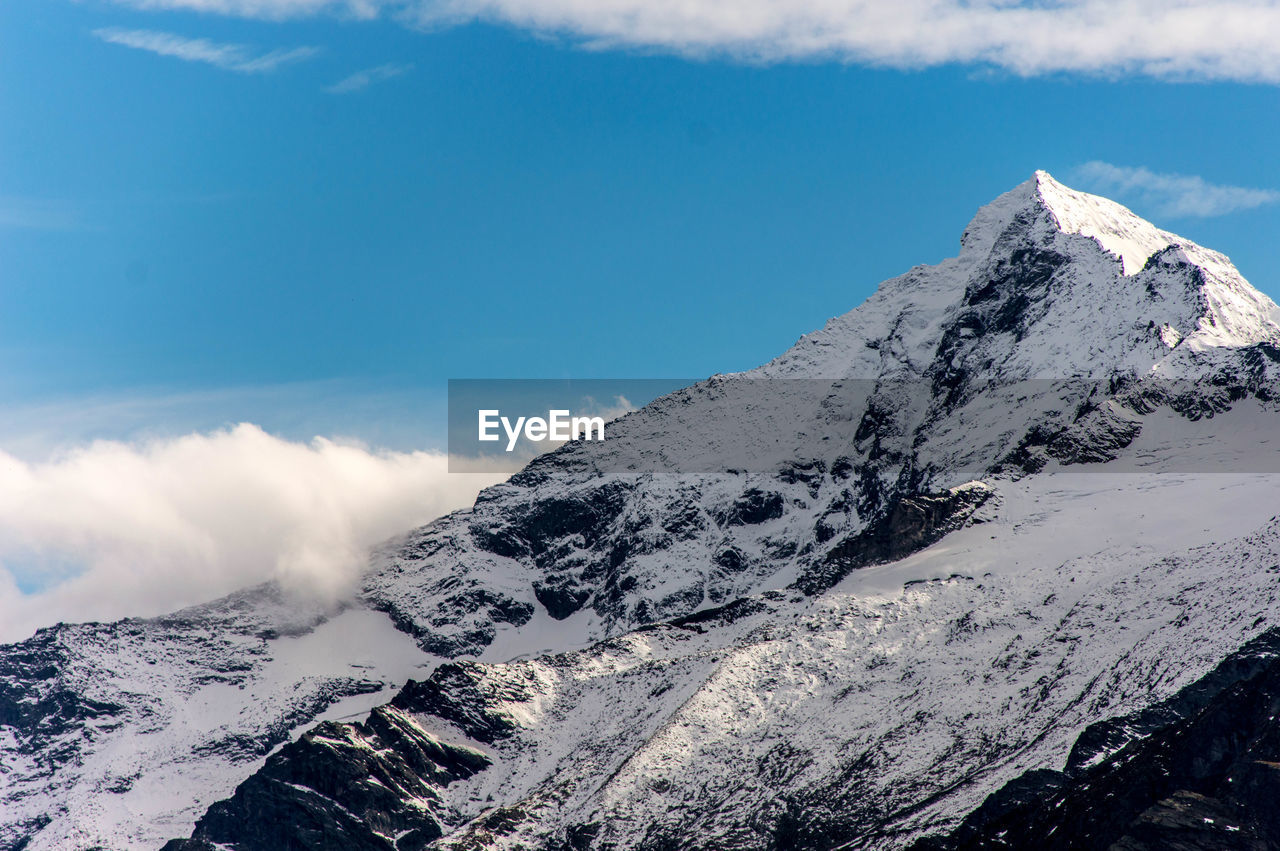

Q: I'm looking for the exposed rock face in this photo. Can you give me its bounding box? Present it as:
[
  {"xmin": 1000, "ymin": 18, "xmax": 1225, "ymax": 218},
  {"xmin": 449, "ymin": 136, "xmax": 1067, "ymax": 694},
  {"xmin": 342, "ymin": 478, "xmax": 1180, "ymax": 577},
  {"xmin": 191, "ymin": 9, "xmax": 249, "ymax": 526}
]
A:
[
  {"xmin": 8, "ymin": 172, "xmax": 1280, "ymax": 850},
  {"xmin": 916, "ymin": 628, "xmax": 1280, "ymax": 850},
  {"xmin": 794, "ymin": 482, "xmax": 996, "ymax": 595},
  {"xmin": 163, "ymin": 702, "xmax": 490, "ymax": 851}
]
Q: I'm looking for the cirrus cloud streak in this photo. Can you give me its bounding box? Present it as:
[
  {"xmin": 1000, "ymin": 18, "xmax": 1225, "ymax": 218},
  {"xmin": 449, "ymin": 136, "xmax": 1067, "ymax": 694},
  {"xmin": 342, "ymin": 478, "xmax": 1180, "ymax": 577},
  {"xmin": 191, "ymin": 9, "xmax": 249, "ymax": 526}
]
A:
[
  {"xmin": 325, "ymin": 62, "xmax": 414, "ymax": 93},
  {"xmin": 1075, "ymin": 161, "xmax": 1280, "ymax": 218},
  {"xmin": 93, "ymin": 27, "xmax": 319, "ymax": 73}
]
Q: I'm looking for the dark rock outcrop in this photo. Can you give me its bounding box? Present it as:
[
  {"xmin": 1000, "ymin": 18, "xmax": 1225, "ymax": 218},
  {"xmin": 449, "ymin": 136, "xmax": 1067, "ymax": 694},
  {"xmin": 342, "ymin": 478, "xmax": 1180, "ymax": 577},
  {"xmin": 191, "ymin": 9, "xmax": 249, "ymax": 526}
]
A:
[
  {"xmin": 163, "ymin": 702, "xmax": 490, "ymax": 851},
  {"xmin": 794, "ymin": 483, "xmax": 994, "ymax": 595},
  {"xmin": 916, "ymin": 628, "xmax": 1280, "ymax": 850}
]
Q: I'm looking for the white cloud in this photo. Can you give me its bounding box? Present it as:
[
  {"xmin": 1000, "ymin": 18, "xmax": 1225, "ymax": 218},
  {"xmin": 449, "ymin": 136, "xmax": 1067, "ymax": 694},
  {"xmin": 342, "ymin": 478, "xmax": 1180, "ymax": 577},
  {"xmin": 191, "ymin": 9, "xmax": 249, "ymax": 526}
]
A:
[
  {"xmin": 325, "ymin": 62, "xmax": 414, "ymax": 93},
  {"xmin": 0, "ymin": 424, "xmax": 506, "ymax": 643},
  {"xmin": 97, "ymin": 0, "xmax": 1280, "ymax": 83},
  {"xmin": 93, "ymin": 27, "xmax": 319, "ymax": 73},
  {"xmin": 1075, "ymin": 161, "xmax": 1280, "ymax": 218}
]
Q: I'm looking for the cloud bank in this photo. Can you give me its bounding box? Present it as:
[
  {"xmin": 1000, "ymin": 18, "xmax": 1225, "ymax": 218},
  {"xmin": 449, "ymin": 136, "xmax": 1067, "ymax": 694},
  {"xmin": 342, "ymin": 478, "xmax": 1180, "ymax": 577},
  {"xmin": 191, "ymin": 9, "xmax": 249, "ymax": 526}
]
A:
[
  {"xmin": 93, "ymin": 27, "xmax": 318, "ymax": 73},
  {"xmin": 102, "ymin": 0, "xmax": 1280, "ymax": 83},
  {"xmin": 0, "ymin": 424, "xmax": 504, "ymax": 643},
  {"xmin": 1075, "ymin": 161, "xmax": 1280, "ymax": 218}
]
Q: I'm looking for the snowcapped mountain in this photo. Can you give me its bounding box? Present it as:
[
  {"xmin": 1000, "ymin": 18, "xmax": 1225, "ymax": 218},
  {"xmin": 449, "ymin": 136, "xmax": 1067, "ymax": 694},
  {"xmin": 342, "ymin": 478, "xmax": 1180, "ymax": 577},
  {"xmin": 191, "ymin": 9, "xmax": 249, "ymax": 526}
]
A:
[{"xmin": 7, "ymin": 171, "xmax": 1280, "ymax": 850}]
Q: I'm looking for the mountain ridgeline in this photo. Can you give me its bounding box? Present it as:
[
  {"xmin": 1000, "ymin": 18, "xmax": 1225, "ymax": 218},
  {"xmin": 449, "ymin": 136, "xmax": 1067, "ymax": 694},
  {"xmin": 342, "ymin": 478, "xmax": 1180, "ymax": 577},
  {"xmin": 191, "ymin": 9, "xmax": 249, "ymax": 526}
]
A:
[{"xmin": 6, "ymin": 172, "xmax": 1280, "ymax": 850}]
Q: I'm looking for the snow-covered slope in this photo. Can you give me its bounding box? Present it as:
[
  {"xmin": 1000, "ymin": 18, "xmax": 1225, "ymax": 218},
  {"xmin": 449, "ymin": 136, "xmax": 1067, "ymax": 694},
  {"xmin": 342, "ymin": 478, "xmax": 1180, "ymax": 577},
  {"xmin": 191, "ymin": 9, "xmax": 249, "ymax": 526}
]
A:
[
  {"xmin": 6, "ymin": 171, "xmax": 1280, "ymax": 851},
  {"xmin": 0, "ymin": 588, "xmax": 438, "ymax": 850},
  {"xmin": 423, "ymin": 472, "xmax": 1280, "ymax": 850}
]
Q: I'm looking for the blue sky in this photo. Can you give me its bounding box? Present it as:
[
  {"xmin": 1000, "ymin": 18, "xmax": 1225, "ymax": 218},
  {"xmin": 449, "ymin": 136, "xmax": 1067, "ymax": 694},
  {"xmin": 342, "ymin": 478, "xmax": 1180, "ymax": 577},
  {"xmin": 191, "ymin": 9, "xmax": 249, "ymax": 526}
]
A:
[{"xmin": 4, "ymin": 0, "xmax": 1280, "ymax": 452}]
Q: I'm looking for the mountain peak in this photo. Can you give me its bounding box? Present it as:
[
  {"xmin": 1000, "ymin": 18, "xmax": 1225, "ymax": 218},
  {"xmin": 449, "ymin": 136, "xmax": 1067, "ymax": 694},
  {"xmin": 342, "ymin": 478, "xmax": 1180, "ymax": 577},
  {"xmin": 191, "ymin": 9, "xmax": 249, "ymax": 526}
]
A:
[
  {"xmin": 962, "ymin": 169, "xmax": 1177, "ymax": 277},
  {"xmin": 1030, "ymin": 169, "xmax": 1176, "ymax": 276},
  {"xmin": 772, "ymin": 171, "xmax": 1280, "ymax": 381}
]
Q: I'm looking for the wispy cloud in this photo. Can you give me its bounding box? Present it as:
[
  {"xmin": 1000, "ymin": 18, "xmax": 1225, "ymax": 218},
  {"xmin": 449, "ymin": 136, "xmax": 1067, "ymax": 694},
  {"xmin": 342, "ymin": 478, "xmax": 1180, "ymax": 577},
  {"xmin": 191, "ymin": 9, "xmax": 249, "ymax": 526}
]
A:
[
  {"xmin": 98, "ymin": 0, "xmax": 1280, "ymax": 83},
  {"xmin": 1075, "ymin": 162, "xmax": 1280, "ymax": 219},
  {"xmin": 0, "ymin": 197, "xmax": 80, "ymax": 230},
  {"xmin": 0, "ymin": 424, "xmax": 506, "ymax": 643},
  {"xmin": 93, "ymin": 27, "xmax": 319, "ymax": 73},
  {"xmin": 115, "ymin": 0, "xmax": 384, "ymax": 19},
  {"xmin": 325, "ymin": 62, "xmax": 413, "ymax": 94}
]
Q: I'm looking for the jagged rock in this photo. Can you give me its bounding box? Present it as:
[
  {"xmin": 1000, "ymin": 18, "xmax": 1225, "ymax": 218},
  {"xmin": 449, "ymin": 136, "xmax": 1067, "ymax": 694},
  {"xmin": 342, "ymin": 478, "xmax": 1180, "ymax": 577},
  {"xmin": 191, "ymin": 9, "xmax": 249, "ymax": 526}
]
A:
[
  {"xmin": 794, "ymin": 481, "xmax": 996, "ymax": 595},
  {"xmin": 164, "ymin": 703, "xmax": 489, "ymax": 851},
  {"xmin": 915, "ymin": 627, "xmax": 1280, "ymax": 850}
]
